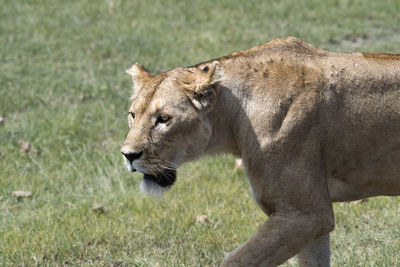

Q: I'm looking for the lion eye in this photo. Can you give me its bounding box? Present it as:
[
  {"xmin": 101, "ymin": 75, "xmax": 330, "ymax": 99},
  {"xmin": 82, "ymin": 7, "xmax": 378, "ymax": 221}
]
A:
[
  {"xmin": 156, "ymin": 114, "xmax": 171, "ymax": 124},
  {"xmin": 128, "ymin": 112, "xmax": 135, "ymax": 128}
]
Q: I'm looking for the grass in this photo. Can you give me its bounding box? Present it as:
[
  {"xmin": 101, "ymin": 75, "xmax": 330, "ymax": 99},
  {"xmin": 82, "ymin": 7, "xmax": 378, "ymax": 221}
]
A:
[{"xmin": 0, "ymin": 0, "xmax": 399, "ymax": 266}]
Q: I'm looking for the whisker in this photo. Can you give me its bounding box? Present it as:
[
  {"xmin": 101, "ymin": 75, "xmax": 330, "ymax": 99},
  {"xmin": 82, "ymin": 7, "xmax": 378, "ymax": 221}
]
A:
[
  {"xmin": 161, "ymin": 160, "xmax": 179, "ymax": 169},
  {"xmin": 164, "ymin": 160, "xmax": 179, "ymax": 167}
]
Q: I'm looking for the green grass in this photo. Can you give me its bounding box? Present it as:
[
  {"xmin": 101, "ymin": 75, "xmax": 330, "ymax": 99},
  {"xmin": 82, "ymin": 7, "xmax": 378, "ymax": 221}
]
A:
[{"xmin": 1, "ymin": 0, "xmax": 399, "ymax": 266}]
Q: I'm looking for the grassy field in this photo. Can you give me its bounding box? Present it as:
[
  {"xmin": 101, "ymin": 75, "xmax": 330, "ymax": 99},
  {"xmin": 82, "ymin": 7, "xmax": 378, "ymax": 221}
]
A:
[{"xmin": 1, "ymin": 0, "xmax": 400, "ymax": 266}]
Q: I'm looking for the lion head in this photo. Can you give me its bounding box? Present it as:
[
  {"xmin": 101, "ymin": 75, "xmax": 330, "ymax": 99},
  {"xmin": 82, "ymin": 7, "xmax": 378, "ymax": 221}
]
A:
[{"xmin": 120, "ymin": 61, "xmax": 220, "ymax": 195}]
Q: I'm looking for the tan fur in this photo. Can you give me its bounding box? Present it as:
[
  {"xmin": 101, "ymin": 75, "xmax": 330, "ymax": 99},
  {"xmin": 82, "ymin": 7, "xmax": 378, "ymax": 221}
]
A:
[{"xmin": 121, "ymin": 37, "xmax": 400, "ymax": 266}]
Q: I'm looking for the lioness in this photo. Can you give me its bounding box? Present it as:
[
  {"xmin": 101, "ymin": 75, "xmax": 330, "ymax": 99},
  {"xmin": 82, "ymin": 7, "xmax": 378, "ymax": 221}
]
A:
[{"xmin": 121, "ymin": 37, "xmax": 400, "ymax": 266}]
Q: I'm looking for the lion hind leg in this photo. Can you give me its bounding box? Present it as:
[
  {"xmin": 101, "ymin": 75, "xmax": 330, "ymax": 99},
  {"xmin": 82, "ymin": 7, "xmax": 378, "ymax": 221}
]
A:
[{"xmin": 297, "ymin": 234, "xmax": 330, "ymax": 267}]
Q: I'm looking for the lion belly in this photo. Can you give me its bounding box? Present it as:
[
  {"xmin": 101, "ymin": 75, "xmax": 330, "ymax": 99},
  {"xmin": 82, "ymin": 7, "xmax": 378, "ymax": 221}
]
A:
[{"xmin": 321, "ymin": 55, "xmax": 400, "ymax": 201}]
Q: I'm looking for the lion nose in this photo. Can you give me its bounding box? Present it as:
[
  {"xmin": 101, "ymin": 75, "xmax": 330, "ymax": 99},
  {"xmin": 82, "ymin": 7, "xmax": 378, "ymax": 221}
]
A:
[{"xmin": 121, "ymin": 151, "xmax": 143, "ymax": 163}]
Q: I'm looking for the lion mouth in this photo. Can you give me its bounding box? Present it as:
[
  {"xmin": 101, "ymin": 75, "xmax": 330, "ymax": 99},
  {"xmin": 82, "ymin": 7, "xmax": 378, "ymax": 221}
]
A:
[{"xmin": 142, "ymin": 169, "xmax": 177, "ymax": 188}]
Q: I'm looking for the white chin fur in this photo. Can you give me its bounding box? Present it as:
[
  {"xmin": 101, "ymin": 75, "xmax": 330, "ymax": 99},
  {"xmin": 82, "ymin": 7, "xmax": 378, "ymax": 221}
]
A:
[{"xmin": 140, "ymin": 179, "xmax": 170, "ymax": 197}]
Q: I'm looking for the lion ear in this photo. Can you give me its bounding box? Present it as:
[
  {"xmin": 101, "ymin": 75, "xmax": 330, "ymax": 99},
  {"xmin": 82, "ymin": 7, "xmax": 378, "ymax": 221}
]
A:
[
  {"xmin": 126, "ymin": 63, "xmax": 151, "ymax": 90},
  {"xmin": 183, "ymin": 61, "xmax": 221, "ymax": 111}
]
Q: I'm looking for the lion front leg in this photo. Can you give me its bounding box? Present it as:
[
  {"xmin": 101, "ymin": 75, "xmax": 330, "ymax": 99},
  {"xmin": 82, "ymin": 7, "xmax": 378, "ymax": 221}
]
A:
[
  {"xmin": 297, "ymin": 234, "xmax": 330, "ymax": 267},
  {"xmin": 220, "ymin": 212, "xmax": 334, "ymax": 267}
]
